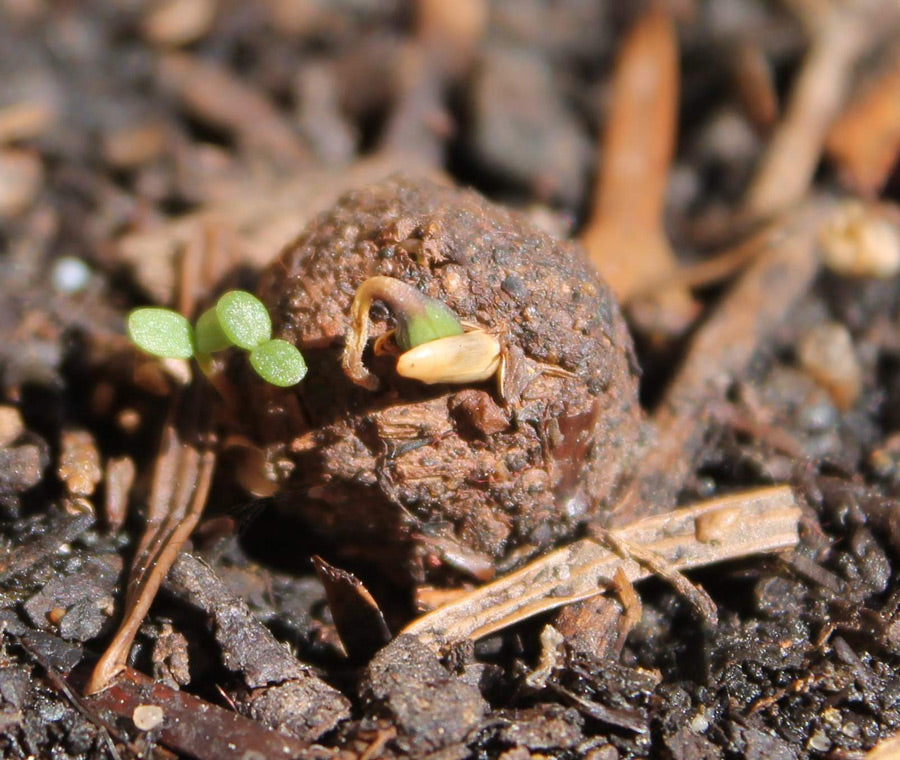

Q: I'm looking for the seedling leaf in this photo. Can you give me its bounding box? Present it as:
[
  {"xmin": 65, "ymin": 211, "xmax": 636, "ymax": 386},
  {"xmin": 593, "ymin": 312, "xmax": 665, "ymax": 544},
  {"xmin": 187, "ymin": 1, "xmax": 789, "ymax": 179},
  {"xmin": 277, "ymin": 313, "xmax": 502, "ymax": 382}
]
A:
[
  {"xmin": 216, "ymin": 290, "xmax": 272, "ymax": 350},
  {"xmin": 127, "ymin": 308, "xmax": 194, "ymax": 359},
  {"xmin": 249, "ymin": 339, "xmax": 307, "ymax": 387},
  {"xmin": 195, "ymin": 307, "xmax": 233, "ymax": 354}
]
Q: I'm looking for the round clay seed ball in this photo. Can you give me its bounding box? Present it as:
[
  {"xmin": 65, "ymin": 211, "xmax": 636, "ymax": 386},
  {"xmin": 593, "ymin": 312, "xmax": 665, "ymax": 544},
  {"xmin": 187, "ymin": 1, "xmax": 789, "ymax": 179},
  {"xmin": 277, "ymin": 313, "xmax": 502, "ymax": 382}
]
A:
[{"xmin": 252, "ymin": 176, "xmax": 642, "ymax": 582}]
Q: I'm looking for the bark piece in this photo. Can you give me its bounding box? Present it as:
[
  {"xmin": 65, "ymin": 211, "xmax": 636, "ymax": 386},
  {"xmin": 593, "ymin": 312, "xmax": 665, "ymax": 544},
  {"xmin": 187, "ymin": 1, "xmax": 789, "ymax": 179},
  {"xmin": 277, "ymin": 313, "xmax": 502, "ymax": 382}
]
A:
[{"xmin": 360, "ymin": 634, "xmax": 488, "ymax": 754}]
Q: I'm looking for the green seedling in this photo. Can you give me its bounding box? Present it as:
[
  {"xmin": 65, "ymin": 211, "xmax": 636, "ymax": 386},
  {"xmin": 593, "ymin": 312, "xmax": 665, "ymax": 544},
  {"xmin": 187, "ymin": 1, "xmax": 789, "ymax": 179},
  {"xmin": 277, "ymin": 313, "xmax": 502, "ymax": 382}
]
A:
[{"xmin": 127, "ymin": 290, "xmax": 306, "ymax": 388}]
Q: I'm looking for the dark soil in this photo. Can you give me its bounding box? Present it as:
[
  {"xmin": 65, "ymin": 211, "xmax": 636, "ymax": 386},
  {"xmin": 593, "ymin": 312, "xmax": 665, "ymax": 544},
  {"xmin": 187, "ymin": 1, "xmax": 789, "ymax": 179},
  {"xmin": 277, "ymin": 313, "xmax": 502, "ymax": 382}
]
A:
[{"xmin": 1, "ymin": 2, "xmax": 900, "ymax": 759}]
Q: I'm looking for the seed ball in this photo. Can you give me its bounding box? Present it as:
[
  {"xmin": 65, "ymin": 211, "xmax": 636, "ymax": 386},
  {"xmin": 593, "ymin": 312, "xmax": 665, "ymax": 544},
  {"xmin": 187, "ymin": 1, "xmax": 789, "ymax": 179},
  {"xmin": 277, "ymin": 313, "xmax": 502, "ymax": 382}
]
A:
[{"xmin": 253, "ymin": 176, "xmax": 642, "ymax": 582}]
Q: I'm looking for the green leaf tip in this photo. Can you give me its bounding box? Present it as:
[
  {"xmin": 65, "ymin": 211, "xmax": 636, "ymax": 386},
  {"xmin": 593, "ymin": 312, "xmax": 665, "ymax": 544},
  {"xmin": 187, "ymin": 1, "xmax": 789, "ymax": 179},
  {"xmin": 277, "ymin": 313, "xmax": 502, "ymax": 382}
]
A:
[
  {"xmin": 216, "ymin": 290, "xmax": 272, "ymax": 350},
  {"xmin": 127, "ymin": 308, "xmax": 194, "ymax": 359},
  {"xmin": 249, "ymin": 339, "xmax": 307, "ymax": 387},
  {"xmin": 396, "ymin": 299, "xmax": 464, "ymax": 351}
]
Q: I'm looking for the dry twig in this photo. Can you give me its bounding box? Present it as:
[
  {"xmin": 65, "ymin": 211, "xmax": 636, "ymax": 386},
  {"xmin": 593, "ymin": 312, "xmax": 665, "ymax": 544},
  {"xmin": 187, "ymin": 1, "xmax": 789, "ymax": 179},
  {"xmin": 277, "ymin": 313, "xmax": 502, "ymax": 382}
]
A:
[
  {"xmin": 742, "ymin": 1, "xmax": 889, "ymax": 219},
  {"xmin": 86, "ymin": 420, "xmax": 216, "ymax": 694},
  {"xmin": 580, "ymin": 4, "xmax": 697, "ymax": 338},
  {"xmin": 84, "ymin": 667, "xmax": 327, "ymax": 760},
  {"xmin": 826, "ymin": 46, "xmax": 900, "ymax": 196},
  {"xmin": 402, "ymin": 486, "xmax": 800, "ymax": 649}
]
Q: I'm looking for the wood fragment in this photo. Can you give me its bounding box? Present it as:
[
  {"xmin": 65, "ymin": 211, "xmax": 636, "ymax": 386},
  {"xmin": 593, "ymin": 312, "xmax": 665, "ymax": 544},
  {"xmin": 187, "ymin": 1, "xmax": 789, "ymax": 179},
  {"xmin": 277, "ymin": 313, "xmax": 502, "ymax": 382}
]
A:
[
  {"xmin": 732, "ymin": 41, "xmax": 779, "ymax": 135},
  {"xmin": 580, "ymin": 4, "xmax": 697, "ymax": 338},
  {"xmin": 402, "ymin": 486, "xmax": 801, "ymax": 649},
  {"xmin": 165, "ymin": 553, "xmax": 352, "ymax": 740},
  {"xmin": 826, "ymin": 47, "xmax": 900, "ymax": 196},
  {"xmin": 313, "ymin": 555, "xmax": 392, "ymax": 662},
  {"xmin": 103, "ymin": 456, "xmax": 135, "ymax": 533},
  {"xmin": 86, "ymin": 419, "xmax": 216, "ymax": 694},
  {"xmin": 58, "ymin": 429, "xmax": 102, "ymax": 498},
  {"xmin": 742, "ymin": 4, "xmax": 887, "ymax": 219},
  {"xmin": 84, "ymin": 667, "xmax": 327, "ymax": 760}
]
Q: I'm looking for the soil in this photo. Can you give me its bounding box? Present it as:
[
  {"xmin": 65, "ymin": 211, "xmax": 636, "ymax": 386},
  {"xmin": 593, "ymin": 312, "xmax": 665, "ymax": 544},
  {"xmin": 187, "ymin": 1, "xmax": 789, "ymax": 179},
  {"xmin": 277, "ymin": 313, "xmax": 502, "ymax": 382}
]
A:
[{"xmin": 1, "ymin": 2, "xmax": 900, "ymax": 759}]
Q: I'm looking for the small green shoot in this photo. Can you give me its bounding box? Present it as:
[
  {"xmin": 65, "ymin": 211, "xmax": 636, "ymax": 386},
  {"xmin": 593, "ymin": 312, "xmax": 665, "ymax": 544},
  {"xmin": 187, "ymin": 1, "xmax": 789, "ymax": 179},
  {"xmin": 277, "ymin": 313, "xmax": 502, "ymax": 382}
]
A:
[
  {"xmin": 127, "ymin": 308, "xmax": 195, "ymax": 359},
  {"xmin": 249, "ymin": 339, "xmax": 307, "ymax": 387},
  {"xmin": 127, "ymin": 291, "xmax": 305, "ymax": 388},
  {"xmin": 396, "ymin": 299, "xmax": 464, "ymax": 351}
]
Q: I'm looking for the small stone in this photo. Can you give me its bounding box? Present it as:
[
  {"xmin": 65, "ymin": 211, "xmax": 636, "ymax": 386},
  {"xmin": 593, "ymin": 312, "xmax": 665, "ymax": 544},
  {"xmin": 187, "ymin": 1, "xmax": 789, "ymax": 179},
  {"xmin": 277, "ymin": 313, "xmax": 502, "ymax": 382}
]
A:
[
  {"xmin": 51, "ymin": 256, "xmax": 91, "ymax": 294},
  {"xmin": 807, "ymin": 729, "xmax": 831, "ymax": 752},
  {"xmin": 0, "ymin": 406, "xmax": 24, "ymax": 448},
  {"xmin": 132, "ymin": 704, "xmax": 165, "ymax": 731},
  {"xmin": 0, "ymin": 149, "xmax": 42, "ymax": 218},
  {"xmin": 142, "ymin": 0, "xmax": 215, "ymax": 47},
  {"xmin": 820, "ymin": 201, "xmax": 900, "ymax": 279},
  {"xmin": 58, "ymin": 430, "xmax": 102, "ymax": 497},
  {"xmin": 797, "ymin": 322, "xmax": 862, "ymax": 411}
]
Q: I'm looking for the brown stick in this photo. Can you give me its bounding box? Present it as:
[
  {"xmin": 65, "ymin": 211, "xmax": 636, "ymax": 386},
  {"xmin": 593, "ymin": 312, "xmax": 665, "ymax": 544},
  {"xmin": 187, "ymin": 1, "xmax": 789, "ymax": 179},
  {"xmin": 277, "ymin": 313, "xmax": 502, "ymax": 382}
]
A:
[
  {"xmin": 86, "ymin": 423, "xmax": 216, "ymax": 694},
  {"xmin": 741, "ymin": 4, "xmax": 873, "ymax": 219},
  {"xmin": 84, "ymin": 667, "xmax": 326, "ymax": 760},
  {"xmin": 402, "ymin": 486, "xmax": 800, "ymax": 649},
  {"xmin": 580, "ymin": 4, "xmax": 697, "ymax": 337},
  {"xmin": 826, "ymin": 45, "xmax": 900, "ymax": 196}
]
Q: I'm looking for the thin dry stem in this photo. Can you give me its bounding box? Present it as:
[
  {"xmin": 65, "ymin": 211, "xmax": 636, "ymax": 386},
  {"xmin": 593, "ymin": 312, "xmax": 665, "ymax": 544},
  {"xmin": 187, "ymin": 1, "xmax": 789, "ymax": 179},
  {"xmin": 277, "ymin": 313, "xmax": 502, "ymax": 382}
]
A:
[
  {"xmin": 402, "ymin": 486, "xmax": 800, "ymax": 649},
  {"xmin": 86, "ymin": 423, "xmax": 215, "ymax": 694},
  {"xmin": 742, "ymin": 3, "xmax": 875, "ymax": 219},
  {"xmin": 611, "ymin": 199, "xmax": 832, "ymax": 525},
  {"xmin": 826, "ymin": 45, "xmax": 900, "ymax": 196},
  {"xmin": 580, "ymin": 4, "xmax": 697, "ymax": 337}
]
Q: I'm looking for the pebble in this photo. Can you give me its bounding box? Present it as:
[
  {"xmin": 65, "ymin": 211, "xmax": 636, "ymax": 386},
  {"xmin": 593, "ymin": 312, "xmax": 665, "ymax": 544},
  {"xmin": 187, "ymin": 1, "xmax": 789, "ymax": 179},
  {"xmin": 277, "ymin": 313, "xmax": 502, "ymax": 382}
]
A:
[
  {"xmin": 820, "ymin": 201, "xmax": 900, "ymax": 279},
  {"xmin": 0, "ymin": 406, "xmax": 24, "ymax": 448},
  {"xmin": 51, "ymin": 256, "xmax": 91, "ymax": 294},
  {"xmin": 797, "ymin": 322, "xmax": 862, "ymax": 411},
  {"xmin": 132, "ymin": 704, "xmax": 165, "ymax": 731}
]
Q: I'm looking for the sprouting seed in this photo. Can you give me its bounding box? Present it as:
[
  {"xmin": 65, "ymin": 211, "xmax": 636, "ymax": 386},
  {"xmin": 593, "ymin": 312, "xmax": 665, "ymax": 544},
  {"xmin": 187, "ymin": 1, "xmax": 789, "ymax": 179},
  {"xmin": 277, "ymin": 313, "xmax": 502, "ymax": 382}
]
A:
[
  {"xmin": 343, "ymin": 276, "xmax": 464, "ymax": 390},
  {"xmin": 395, "ymin": 331, "xmax": 502, "ymax": 385}
]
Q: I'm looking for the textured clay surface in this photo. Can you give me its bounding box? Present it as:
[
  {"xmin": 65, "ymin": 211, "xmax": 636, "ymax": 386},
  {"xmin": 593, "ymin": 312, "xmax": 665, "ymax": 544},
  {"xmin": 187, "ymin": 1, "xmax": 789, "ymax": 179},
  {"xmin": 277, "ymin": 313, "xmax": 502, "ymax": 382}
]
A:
[{"xmin": 253, "ymin": 175, "xmax": 642, "ymax": 581}]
